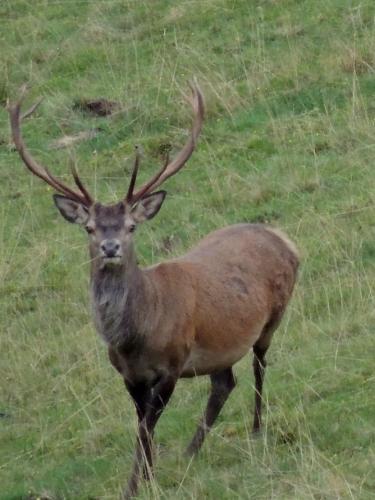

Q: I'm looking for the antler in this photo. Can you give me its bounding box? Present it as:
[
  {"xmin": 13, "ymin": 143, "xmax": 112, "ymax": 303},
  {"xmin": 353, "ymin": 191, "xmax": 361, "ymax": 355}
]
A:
[
  {"xmin": 126, "ymin": 81, "xmax": 205, "ymax": 205},
  {"xmin": 7, "ymin": 87, "xmax": 93, "ymax": 206}
]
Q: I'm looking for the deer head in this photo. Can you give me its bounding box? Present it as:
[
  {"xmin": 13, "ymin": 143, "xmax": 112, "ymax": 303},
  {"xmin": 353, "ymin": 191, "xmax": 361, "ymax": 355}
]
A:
[{"xmin": 7, "ymin": 83, "xmax": 204, "ymax": 269}]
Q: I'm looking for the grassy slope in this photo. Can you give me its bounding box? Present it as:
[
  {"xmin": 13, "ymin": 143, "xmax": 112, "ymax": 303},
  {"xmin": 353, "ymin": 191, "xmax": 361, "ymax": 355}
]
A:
[{"xmin": 0, "ymin": 0, "xmax": 374, "ymax": 498}]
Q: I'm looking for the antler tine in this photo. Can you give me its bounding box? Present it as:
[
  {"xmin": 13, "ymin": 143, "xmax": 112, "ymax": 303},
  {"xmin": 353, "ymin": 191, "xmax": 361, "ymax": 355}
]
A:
[
  {"xmin": 71, "ymin": 162, "xmax": 93, "ymax": 205},
  {"xmin": 7, "ymin": 90, "xmax": 93, "ymax": 206},
  {"xmin": 126, "ymin": 146, "xmax": 141, "ymax": 203},
  {"xmin": 129, "ymin": 81, "xmax": 204, "ymax": 204},
  {"xmin": 127, "ymin": 149, "xmax": 170, "ymax": 205}
]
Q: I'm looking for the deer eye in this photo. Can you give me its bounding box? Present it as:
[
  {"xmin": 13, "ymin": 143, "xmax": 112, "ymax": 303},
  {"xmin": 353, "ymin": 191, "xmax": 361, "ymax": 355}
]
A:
[
  {"xmin": 85, "ymin": 225, "xmax": 95, "ymax": 234},
  {"xmin": 129, "ymin": 224, "xmax": 136, "ymax": 233}
]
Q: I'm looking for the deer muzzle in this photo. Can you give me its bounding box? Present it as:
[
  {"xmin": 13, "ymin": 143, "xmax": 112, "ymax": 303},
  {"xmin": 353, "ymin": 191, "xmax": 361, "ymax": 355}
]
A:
[{"xmin": 100, "ymin": 239, "xmax": 122, "ymax": 262}]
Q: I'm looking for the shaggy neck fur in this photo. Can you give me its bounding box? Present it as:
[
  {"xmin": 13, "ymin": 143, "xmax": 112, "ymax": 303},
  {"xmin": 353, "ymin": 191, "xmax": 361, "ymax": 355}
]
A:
[{"xmin": 90, "ymin": 244, "xmax": 147, "ymax": 351}]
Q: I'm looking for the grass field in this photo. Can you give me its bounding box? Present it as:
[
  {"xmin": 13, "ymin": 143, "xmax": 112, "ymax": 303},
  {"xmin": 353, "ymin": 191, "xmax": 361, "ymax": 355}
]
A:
[{"xmin": 0, "ymin": 1, "xmax": 374, "ymax": 498}]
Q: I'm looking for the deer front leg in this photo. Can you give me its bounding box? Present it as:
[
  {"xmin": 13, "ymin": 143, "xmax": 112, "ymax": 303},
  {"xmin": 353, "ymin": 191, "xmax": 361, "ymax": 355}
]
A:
[
  {"xmin": 123, "ymin": 374, "xmax": 177, "ymax": 499},
  {"xmin": 109, "ymin": 348, "xmax": 154, "ymax": 480},
  {"xmin": 185, "ymin": 368, "xmax": 236, "ymax": 456},
  {"xmin": 124, "ymin": 380, "xmax": 152, "ymax": 478},
  {"xmin": 109, "ymin": 347, "xmax": 154, "ymax": 484}
]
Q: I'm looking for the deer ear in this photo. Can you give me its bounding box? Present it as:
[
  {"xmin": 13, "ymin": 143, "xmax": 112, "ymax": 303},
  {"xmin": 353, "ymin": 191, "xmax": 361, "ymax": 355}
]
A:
[
  {"xmin": 131, "ymin": 191, "xmax": 167, "ymax": 223},
  {"xmin": 53, "ymin": 194, "xmax": 89, "ymax": 225}
]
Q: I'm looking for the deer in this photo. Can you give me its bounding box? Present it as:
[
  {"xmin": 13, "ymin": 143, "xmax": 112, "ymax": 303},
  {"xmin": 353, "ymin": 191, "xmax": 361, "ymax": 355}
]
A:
[{"xmin": 7, "ymin": 83, "xmax": 299, "ymax": 498}]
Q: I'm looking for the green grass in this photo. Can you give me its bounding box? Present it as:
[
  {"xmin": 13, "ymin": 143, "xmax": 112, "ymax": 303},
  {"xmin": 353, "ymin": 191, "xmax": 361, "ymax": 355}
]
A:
[{"xmin": 0, "ymin": 0, "xmax": 374, "ymax": 498}]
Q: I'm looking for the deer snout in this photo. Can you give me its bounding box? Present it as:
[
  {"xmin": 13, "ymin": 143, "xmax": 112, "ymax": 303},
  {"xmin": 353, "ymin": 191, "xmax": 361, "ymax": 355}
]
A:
[{"xmin": 100, "ymin": 239, "xmax": 121, "ymax": 258}]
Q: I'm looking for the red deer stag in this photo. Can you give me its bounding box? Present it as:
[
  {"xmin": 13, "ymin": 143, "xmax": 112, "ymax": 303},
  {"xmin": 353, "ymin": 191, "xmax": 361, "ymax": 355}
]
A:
[{"xmin": 8, "ymin": 83, "xmax": 299, "ymax": 498}]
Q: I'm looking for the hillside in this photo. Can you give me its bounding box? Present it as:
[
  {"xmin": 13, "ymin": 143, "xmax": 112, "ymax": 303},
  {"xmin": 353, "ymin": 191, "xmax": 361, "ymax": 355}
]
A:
[{"xmin": 0, "ymin": 1, "xmax": 374, "ymax": 498}]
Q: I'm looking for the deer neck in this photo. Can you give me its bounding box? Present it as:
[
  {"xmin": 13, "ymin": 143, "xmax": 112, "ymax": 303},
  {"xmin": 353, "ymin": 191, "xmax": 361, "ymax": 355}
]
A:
[{"xmin": 90, "ymin": 244, "xmax": 148, "ymax": 351}]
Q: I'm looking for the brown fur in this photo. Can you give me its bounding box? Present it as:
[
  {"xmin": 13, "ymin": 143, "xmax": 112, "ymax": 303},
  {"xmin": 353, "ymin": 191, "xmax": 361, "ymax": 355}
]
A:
[
  {"xmin": 105, "ymin": 223, "xmax": 298, "ymax": 382},
  {"xmin": 98, "ymin": 220, "xmax": 299, "ymax": 497}
]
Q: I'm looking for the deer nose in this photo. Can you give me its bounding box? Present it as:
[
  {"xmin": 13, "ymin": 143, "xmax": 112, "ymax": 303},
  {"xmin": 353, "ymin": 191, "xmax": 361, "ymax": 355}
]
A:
[{"xmin": 100, "ymin": 239, "xmax": 121, "ymax": 258}]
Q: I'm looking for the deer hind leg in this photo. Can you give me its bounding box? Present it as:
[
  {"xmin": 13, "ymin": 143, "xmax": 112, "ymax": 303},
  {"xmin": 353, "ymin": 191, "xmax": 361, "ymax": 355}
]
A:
[
  {"xmin": 123, "ymin": 375, "xmax": 177, "ymax": 499},
  {"xmin": 185, "ymin": 368, "xmax": 236, "ymax": 457},
  {"xmin": 252, "ymin": 343, "xmax": 269, "ymax": 433},
  {"xmin": 252, "ymin": 310, "xmax": 284, "ymax": 434}
]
